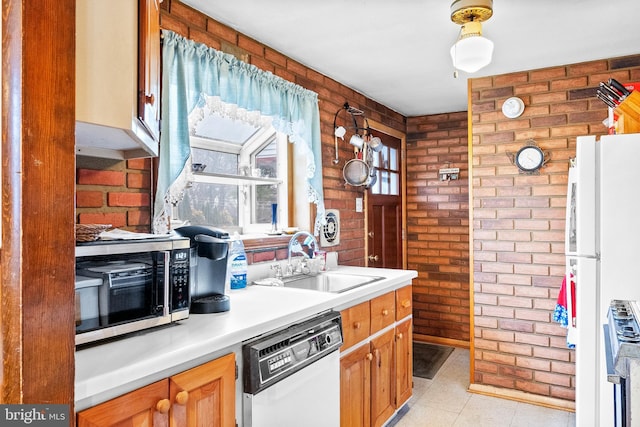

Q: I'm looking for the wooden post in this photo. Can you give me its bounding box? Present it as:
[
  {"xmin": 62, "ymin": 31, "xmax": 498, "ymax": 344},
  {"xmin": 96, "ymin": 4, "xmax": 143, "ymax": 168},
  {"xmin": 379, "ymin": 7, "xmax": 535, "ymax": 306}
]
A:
[{"xmin": 2, "ymin": 0, "xmax": 76, "ymax": 414}]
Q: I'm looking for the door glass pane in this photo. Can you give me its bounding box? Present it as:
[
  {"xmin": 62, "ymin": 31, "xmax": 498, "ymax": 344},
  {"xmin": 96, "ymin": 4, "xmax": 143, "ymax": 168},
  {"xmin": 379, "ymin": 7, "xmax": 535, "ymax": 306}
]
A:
[
  {"xmin": 381, "ymin": 171, "xmax": 389, "ymax": 195},
  {"xmin": 371, "ymin": 151, "xmax": 380, "ymax": 168},
  {"xmin": 381, "ymin": 148, "xmax": 389, "ymax": 169},
  {"xmin": 389, "ymin": 148, "xmax": 398, "ymax": 171},
  {"xmin": 390, "ymin": 172, "xmax": 399, "ymax": 195},
  {"xmin": 371, "ymin": 169, "xmax": 381, "ymax": 194}
]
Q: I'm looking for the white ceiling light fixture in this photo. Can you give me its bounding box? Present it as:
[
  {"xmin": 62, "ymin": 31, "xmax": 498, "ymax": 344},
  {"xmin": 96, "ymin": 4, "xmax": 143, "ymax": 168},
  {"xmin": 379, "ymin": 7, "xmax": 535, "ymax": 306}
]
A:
[{"xmin": 450, "ymin": 0, "xmax": 494, "ymax": 74}]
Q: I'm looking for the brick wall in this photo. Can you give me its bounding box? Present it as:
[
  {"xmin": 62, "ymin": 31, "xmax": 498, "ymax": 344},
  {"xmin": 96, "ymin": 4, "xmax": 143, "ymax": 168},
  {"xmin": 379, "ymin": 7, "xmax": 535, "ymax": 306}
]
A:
[
  {"xmin": 470, "ymin": 54, "xmax": 640, "ymax": 401},
  {"xmin": 158, "ymin": 0, "xmax": 406, "ymax": 266},
  {"xmin": 406, "ymin": 113, "xmax": 470, "ymax": 342},
  {"xmin": 76, "ymin": 158, "xmax": 152, "ymax": 231}
]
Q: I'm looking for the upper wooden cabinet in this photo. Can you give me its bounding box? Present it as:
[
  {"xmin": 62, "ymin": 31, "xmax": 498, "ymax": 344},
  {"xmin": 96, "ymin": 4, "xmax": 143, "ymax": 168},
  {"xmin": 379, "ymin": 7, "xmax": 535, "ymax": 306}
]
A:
[
  {"xmin": 76, "ymin": 0, "xmax": 160, "ymax": 159},
  {"xmin": 138, "ymin": 0, "xmax": 161, "ymax": 143}
]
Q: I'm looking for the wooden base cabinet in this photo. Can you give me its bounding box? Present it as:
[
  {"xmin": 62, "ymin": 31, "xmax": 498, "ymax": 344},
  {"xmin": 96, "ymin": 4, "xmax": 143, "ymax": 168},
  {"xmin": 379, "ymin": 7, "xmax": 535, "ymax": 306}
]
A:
[
  {"xmin": 340, "ymin": 345, "xmax": 371, "ymax": 427},
  {"xmin": 395, "ymin": 318, "xmax": 413, "ymax": 408},
  {"xmin": 370, "ymin": 329, "xmax": 396, "ymax": 427},
  {"xmin": 77, "ymin": 352, "xmax": 236, "ymax": 427},
  {"xmin": 340, "ymin": 286, "xmax": 413, "ymax": 427}
]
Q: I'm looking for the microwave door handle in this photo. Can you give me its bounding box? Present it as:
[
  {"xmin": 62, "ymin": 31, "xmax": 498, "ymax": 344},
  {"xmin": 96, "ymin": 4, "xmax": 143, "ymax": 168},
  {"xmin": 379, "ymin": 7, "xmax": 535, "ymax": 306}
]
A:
[{"xmin": 163, "ymin": 251, "xmax": 170, "ymax": 317}]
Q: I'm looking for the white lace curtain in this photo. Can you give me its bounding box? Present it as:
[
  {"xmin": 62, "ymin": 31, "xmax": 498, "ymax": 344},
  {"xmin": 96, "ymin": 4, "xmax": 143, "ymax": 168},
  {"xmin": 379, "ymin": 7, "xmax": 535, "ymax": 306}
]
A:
[{"xmin": 153, "ymin": 30, "xmax": 325, "ymax": 234}]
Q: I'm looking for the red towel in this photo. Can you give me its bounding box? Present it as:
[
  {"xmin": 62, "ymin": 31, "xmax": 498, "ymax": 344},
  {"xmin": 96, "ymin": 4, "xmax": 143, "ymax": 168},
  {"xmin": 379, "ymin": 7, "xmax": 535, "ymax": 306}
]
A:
[{"xmin": 557, "ymin": 274, "xmax": 576, "ymax": 319}]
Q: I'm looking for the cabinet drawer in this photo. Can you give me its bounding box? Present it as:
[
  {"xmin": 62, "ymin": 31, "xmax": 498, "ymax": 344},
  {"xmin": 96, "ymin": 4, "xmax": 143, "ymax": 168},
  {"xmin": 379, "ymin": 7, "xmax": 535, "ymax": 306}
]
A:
[
  {"xmin": 395, "ymin": 286, "xmax": 412, "ymax": 320},
  {"xmin": 341, "ymin": 301, "xmax": 371, "ymax": 350},
  {"xmin": 370, "ymin": 292, "xmax": 395, "ymax": 334}
]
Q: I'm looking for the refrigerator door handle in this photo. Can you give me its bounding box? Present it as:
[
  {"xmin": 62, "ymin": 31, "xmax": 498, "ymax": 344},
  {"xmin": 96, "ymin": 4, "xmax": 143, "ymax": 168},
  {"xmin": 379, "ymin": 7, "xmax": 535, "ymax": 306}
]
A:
[{"xmin": 567, "ymin": 253, "xmax": 600, "ymax": 260}]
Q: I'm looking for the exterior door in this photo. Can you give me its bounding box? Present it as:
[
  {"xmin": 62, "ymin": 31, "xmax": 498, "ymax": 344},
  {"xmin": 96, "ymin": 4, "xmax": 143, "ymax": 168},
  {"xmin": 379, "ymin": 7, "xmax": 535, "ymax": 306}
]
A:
[{"xmin": 367, "ymin": 128, "xmax": 403, "ymax": 269}]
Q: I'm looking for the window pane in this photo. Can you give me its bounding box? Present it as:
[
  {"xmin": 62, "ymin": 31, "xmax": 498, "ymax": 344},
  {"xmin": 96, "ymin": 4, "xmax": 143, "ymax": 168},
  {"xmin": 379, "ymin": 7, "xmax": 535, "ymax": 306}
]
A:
[
  {"xmin": 254, "ymin": 184, "xmax": 278, "ymax": 223},
  {"xmin": 371, "ymin": 151, "xmax": 380, "ymax": 168},
  {"xmin": 254, "ymin": 140, "xmax": 277, "ymax": 178},
  {"xmin": 381, "ymin": 148, "xmax": 389, "ymax": 169},
  {"xmin": 390, "ymin": 172, "xmax": 399, "ymax": 195},
  {"xmin": 371, "ymin": 169, "xmax": 381, "ymax": 194},
  {"xmin": 381, "ymin": 171, "xmax": 389, "ymax": 194},
  {"xmin": 389, "ymin": 148, "xmax": 398, "ymax": 171},
  {"xmin": 191, "ymin": 147, "xmax": 238, "ymax": 174},
  {"xmin": 176, "ymin": 181, "xmax": 238, "ymax": 226}
]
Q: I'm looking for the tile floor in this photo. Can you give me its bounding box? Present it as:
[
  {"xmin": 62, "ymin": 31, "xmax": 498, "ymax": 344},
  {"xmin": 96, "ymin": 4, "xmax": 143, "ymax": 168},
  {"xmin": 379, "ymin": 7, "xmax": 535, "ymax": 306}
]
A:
[{"xmin": 390, "ymin": 348, "xmax": 576, "ymax": 427}]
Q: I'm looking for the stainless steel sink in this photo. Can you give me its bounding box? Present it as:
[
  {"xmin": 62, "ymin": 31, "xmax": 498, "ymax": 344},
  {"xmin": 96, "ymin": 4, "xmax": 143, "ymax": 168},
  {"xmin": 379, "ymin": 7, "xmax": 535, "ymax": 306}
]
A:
[{"xmin": 281, "ymin": 271, "xmax": 384, "ymax": 293}]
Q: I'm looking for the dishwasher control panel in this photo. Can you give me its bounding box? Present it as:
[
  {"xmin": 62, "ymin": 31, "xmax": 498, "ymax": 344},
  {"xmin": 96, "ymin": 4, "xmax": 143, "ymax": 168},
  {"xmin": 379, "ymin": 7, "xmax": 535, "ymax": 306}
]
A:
[{"xmin": 243, "ymin": 311, "xmax": 343, "ymax": 394}]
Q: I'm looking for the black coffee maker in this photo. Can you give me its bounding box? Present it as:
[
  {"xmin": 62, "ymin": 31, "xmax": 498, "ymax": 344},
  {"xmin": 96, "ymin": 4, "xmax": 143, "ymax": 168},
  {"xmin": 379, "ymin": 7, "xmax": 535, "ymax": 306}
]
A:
[{"xmin": 175, "ymin": 225, "xmax": 231, "ymax": 313}]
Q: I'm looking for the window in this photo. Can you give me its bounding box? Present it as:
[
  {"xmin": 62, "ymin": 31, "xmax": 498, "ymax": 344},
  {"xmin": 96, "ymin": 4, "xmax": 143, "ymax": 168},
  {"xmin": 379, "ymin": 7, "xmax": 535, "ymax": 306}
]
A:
[
  {"xmin": 172, "ymin": 105, "xmax": 289, "ymax": 235},
  {"xmin": 370, "ymin": 144, "xmax": 400, "ymax": 196}
]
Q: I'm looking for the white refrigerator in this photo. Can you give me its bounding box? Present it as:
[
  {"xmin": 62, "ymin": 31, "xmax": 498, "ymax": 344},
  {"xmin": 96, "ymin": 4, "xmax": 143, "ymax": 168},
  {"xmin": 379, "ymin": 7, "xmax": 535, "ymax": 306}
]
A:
[{"xmin": 568, "ymin": 133, "xmax": 640, "ymax": 426}]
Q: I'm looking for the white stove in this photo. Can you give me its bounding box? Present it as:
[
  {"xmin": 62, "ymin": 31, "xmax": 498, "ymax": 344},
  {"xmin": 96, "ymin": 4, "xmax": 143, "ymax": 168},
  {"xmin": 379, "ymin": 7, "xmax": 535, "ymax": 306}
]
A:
[{"xmin": 605, "ymin": 300, "xmax": 640, "ymax": 426}]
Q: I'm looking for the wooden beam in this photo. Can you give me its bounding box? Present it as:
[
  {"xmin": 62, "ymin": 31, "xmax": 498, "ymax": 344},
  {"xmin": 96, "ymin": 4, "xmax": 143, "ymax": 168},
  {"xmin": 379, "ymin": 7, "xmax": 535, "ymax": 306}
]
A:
[{"xmin": 2, "ymin": 0, "xmax": 75, "ymax": 408}]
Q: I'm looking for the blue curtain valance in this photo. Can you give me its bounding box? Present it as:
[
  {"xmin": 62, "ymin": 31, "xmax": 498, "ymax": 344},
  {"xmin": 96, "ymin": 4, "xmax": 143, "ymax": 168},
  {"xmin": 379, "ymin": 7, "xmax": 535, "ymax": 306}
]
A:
[{"xmin": 153, "ymin": 30, "xmax": 325, "ymax": 234}]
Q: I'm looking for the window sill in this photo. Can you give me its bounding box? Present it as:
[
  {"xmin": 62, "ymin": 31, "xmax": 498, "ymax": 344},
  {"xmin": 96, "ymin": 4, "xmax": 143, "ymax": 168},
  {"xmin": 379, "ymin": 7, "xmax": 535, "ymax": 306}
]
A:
[{"xmin": 241, "ymin": 233, "xmax": 291, "ymax": 251}]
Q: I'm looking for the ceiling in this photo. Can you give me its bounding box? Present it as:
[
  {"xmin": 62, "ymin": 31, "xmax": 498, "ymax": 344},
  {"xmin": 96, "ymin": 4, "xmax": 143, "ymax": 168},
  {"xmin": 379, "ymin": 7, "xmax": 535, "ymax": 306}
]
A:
[{"xmin": 182, "ymin": 0, "xmax": 640, "ymax": 117}]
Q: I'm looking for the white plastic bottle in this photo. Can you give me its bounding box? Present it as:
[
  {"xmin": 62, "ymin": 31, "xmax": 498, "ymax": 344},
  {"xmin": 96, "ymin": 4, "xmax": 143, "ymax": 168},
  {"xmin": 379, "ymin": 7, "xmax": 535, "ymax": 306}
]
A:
[{"xmin": 228, "ymin": 233, "xmax": 248, "ymax": 290}]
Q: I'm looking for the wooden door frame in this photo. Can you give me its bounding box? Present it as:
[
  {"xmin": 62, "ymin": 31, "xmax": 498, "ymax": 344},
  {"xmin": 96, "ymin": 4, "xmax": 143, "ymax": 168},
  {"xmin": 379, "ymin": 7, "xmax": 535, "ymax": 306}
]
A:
[
  {"xmin": 2, "ymin": 0, "xmax": 76, "ymax": 405},
  {"xmin": 364, "ymin": 120, "xmax": 407, "ymax": 269}
]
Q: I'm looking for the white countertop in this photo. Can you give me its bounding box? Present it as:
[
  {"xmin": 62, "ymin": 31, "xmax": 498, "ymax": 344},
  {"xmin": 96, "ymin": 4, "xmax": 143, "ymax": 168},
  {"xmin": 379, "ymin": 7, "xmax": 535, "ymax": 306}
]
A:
[{"xmin": 75, "ymin": 265, "xmax": 417, "ymax": 411}]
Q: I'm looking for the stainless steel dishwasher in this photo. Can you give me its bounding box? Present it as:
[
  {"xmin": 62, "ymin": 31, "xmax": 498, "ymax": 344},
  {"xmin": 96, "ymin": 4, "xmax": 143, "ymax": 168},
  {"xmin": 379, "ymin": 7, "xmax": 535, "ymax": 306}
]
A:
[{"xmin": 242, "ymin": 311, "xmax": 343, "ymax": 427}]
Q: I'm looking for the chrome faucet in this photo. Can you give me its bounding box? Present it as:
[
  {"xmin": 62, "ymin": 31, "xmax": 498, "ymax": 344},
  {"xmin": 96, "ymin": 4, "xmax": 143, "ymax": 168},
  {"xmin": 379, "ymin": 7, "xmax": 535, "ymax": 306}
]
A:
[{"xmin": 287, "ymin": 231, "xmax": 318, "ymax": 275}]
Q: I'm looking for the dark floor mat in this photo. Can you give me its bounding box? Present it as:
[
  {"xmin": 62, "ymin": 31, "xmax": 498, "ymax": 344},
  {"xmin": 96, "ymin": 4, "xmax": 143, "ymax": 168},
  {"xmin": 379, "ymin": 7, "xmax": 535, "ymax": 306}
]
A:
[{"xmin": 413, "ymin": 342, "xmax": 454, "ymax": 379}]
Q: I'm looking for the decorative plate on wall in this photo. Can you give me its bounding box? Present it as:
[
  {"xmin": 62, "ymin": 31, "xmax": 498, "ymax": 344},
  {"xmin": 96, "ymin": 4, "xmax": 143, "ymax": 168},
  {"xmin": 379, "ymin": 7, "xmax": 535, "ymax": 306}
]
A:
[{"xmin": 502, "ymin": 97, "xmax": 525, "ymax": 119}]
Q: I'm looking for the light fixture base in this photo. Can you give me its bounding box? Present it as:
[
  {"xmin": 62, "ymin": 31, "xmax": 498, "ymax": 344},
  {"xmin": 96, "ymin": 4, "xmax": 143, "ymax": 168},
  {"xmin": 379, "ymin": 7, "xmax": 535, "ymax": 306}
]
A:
[{"xmin": 450, "ymin": 0, "xmax": 493, "ymax": 25}]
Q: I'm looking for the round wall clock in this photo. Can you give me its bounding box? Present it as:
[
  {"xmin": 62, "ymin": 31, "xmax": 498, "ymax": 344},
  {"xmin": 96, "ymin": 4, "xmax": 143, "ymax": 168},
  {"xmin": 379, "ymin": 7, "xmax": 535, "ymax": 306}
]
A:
[
  {"xmin": 515, "ymin": 145, "xmax": 544, "ymax": 173},
  {"xmin": 502, "ymin": 97, "xmax": 525, "ymax": 119}
]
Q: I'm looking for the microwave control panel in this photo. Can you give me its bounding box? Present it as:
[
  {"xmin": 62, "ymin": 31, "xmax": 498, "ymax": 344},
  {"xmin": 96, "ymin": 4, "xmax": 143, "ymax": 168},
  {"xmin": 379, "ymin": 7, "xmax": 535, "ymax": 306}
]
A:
[{"xmin": 171, "ymin": 248, "xmax": 190, "ymax": 311}]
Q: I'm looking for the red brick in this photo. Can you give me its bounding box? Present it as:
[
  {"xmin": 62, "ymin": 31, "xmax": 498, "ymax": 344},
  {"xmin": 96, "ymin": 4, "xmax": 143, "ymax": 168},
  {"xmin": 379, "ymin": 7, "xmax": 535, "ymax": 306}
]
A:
[
  {"xmin": 127, "ymin": 173, "xmax": 150, "ymax": 189},
  {"xmin": 127, "ymin": 158, "xmax": 150, "ymax": 170},
  {"xmin": 550, "ymin": 386, "xmax": 575, "ymax": 401},
  {"xmin": 108, "ymin": 192, "xmax": 150, "ymax": 207},
  {"xmin": 516, "ymin": 356, "xmax": 551, "ymax": 371},
  {"xmin": 78, "ymin": 212, "xmax": 126, "ymax": 228},
  {"xmin": 515, "ymin": 332, "xmax": 549, "ymax": 347},
  {"xmin": 515, "ymin": 380, "xmax": 550, "ymax": 396},
  {"xmin": 252, "ymin": 250, "xmax": 277, "ymax": 263},
  {"xmin": 498, "ymin": 342, "xmax": 533, "ymax": 356},
  {"xmin": 534, "ymin": 371, "xmax": 571, "ymax": 387},
  {"xmin": 499, "ymin": 365, "xmax": 533, "ymax": 380},
  {"xmin": 76, "ymin": 191, "xmax": 103, "ymax": 208},
  {"xmin": 77, "ymin": 169, "xmax": 125, "ymax": 186},
  {"xmin": 127, "ymin": 210, "xmax": 150, "ymax": 227},
  {"xmin": 170, "ymin": 2, "xmax": 207, "ymax": 29}
]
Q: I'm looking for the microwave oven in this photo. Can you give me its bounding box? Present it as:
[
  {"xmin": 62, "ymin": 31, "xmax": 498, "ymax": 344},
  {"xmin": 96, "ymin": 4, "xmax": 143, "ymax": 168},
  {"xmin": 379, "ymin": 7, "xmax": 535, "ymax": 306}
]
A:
[{"xmin": 75, "ymin": 237, "xmax": 190, "ymax": 346}]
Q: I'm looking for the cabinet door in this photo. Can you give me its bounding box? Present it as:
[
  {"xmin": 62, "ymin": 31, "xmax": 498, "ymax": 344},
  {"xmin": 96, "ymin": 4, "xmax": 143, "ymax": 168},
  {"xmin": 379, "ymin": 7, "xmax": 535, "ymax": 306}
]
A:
[
  {"xmin": 169, "ymin": 352, "xmax": 236, "ymax": 427},
  {"xmin": 77, "ymin": 380, "xmax": 169, "ymax": 426},
  {"xmin": 370, "ymin": 292, "xmax": 395, "ymax": 334},
  {"xmin": 395, "ymin": 318, "xmax": 413, "ymax": 408},
  {"xmin": 370, "ymin": 329, "xmax": 395, "ymax": 427},
  {"xmin": 340, "ymin": 345, "xmax": 372, "ymax": 427},
  {"xmin": 139, "ymin": 0, "xmax": 161, "ymax": 141}
]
